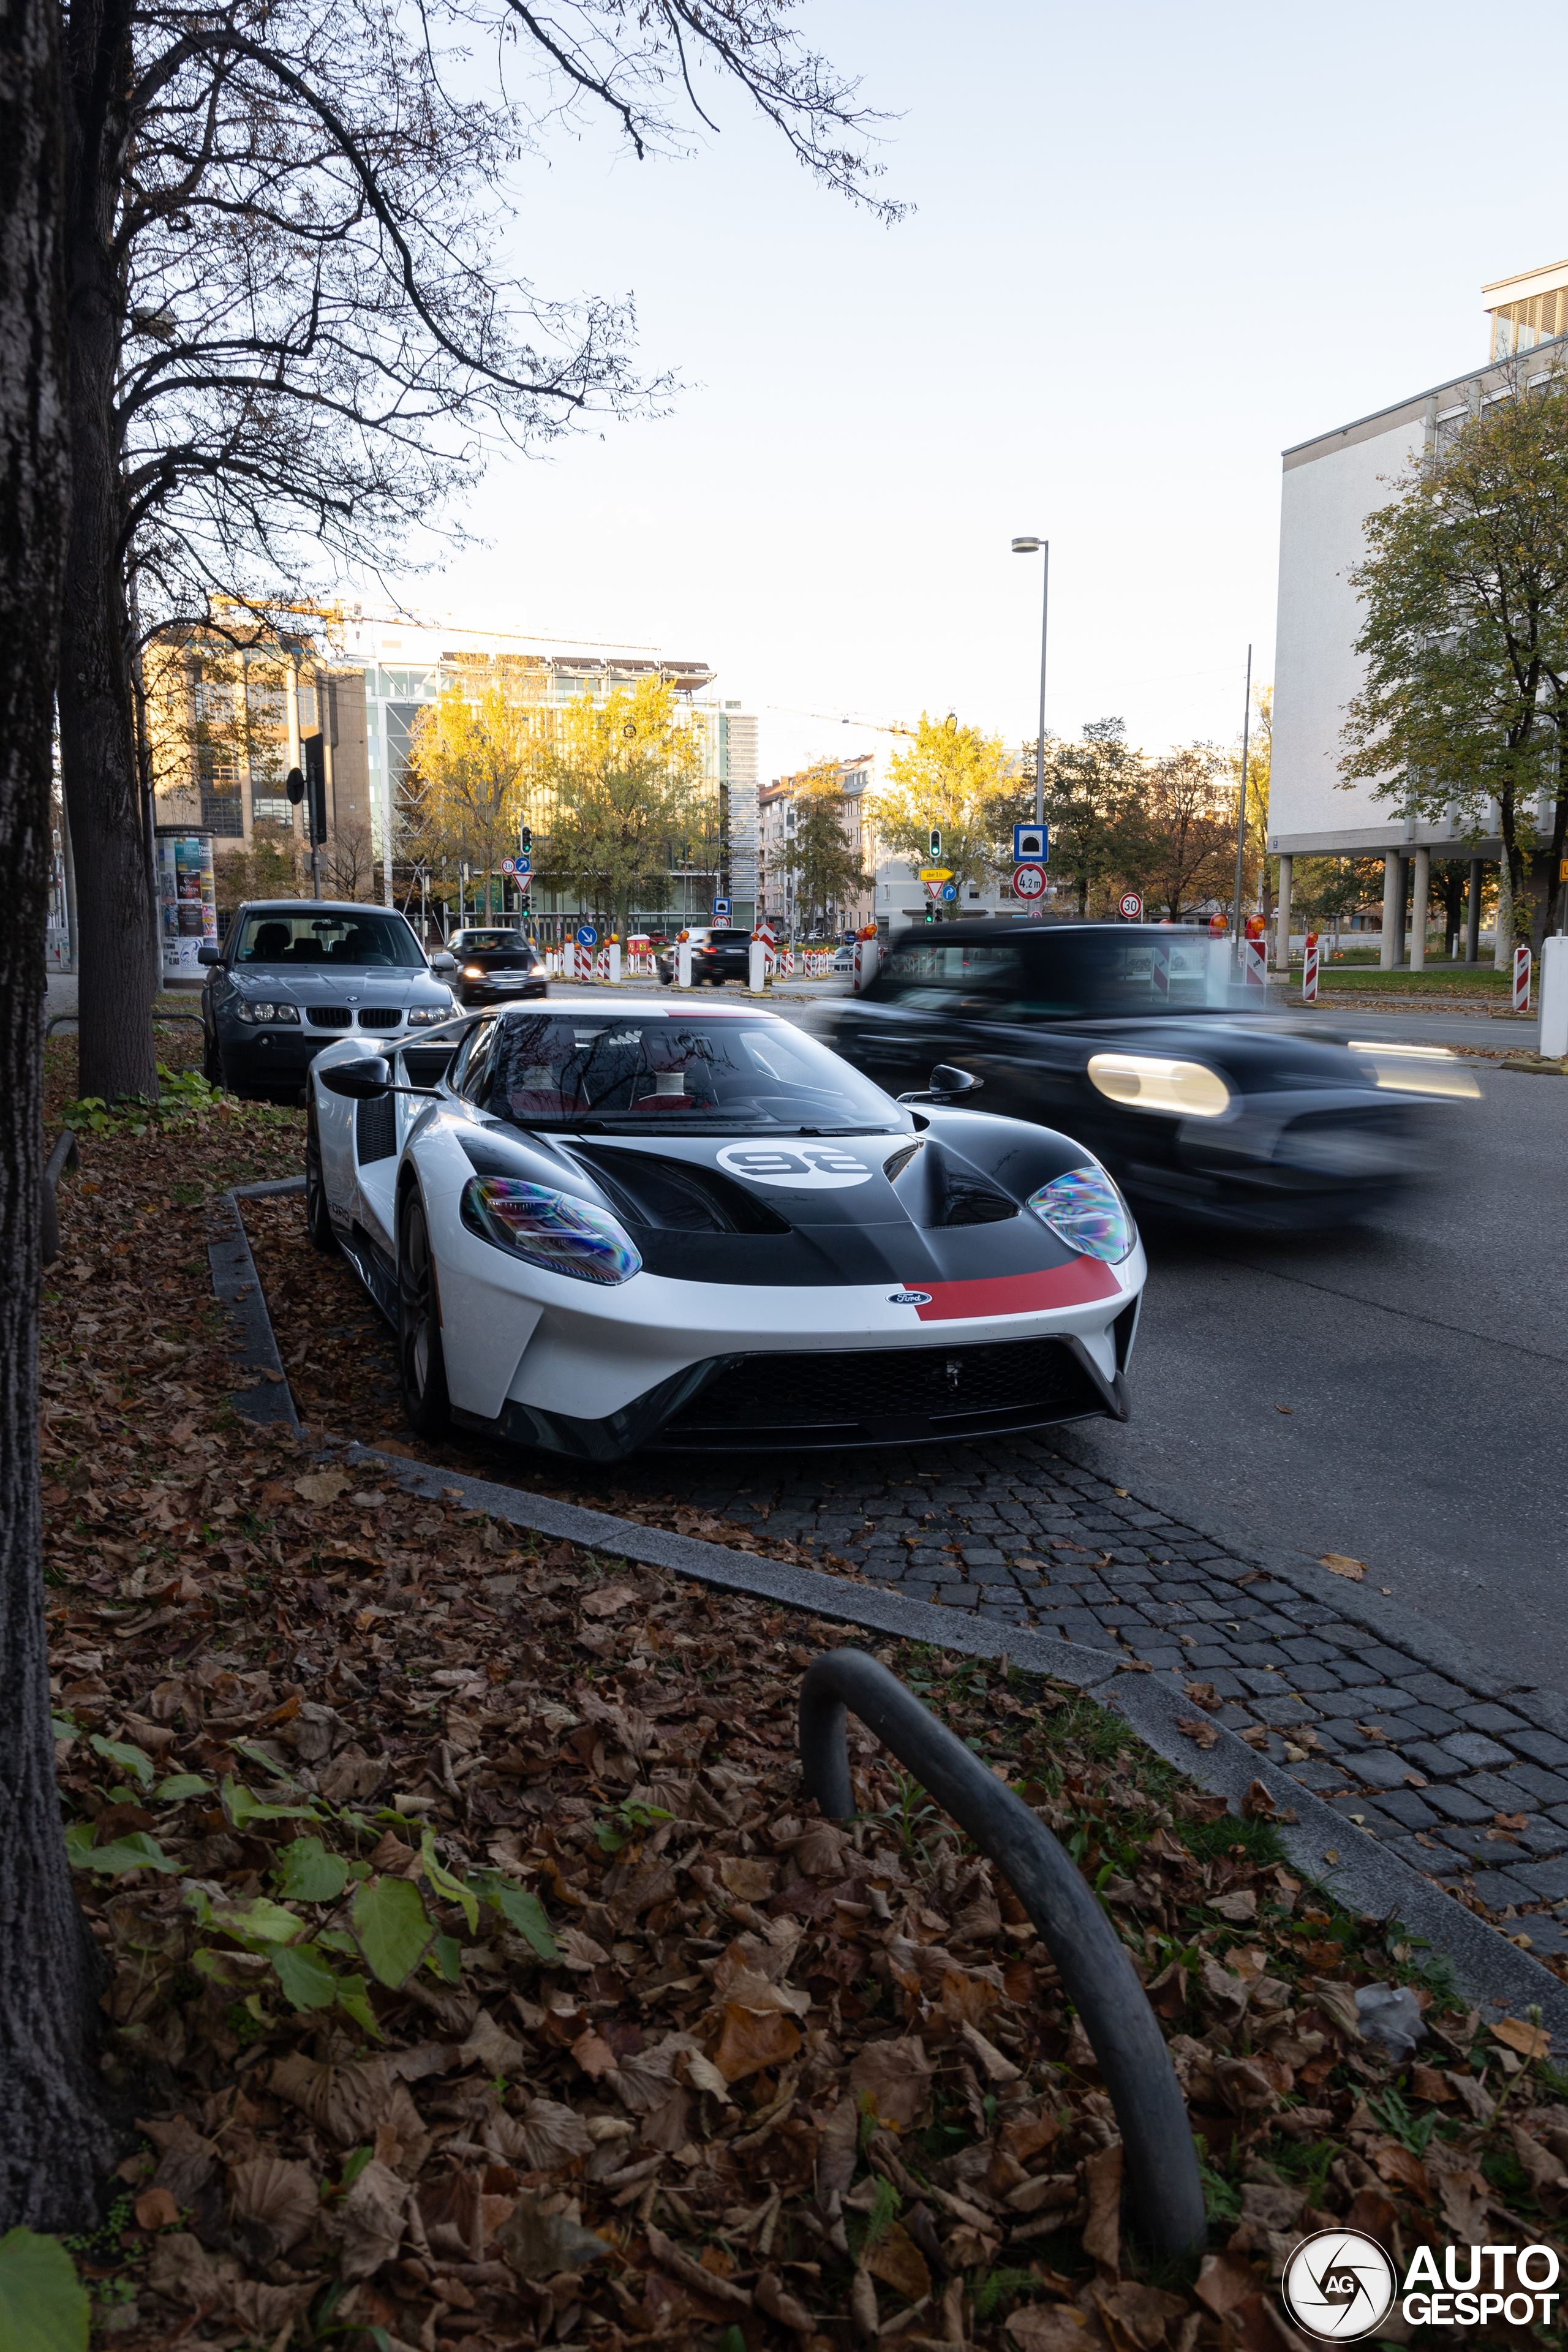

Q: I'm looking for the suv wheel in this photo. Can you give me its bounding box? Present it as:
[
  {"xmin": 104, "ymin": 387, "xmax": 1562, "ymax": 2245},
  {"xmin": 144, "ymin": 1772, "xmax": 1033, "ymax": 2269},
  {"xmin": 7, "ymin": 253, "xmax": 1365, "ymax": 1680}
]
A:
[{"xmin": 398, "ymin": 1189, "xmax": 451, "ymax": 1439}]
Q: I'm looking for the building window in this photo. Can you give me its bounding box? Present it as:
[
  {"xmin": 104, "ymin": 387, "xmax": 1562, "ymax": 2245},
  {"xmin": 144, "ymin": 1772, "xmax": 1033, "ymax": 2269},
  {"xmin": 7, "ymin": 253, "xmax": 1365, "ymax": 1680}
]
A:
[{"xmin": 1492, "ymin": 286, "xmax": 1568, "ymax": 358}]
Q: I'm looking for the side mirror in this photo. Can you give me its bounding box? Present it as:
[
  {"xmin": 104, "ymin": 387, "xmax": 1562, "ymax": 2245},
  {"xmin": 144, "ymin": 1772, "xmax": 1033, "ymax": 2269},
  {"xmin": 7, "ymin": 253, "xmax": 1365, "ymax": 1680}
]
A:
[
  {"xmin": 197, "ymin": 943, "xmax": 222, "ymax": 967},
  {"xmin": 897, "ymin": 1063, "xmax": 984, "ymax": 1106},
  {"xmin": 430, "ymin": 951, "xmax": 457, "ymax": 974},
  {"xmin": 318, "ymin": 1055, "xmax": 393, "ymax": 1101}
]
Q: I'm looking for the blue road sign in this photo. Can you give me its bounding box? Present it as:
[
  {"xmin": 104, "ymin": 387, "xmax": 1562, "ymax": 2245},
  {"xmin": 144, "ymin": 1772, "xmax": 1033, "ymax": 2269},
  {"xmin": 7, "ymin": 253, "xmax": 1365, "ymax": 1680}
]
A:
[
  {"xmin": 515, "ymin": 854, "xmax": 532, "ymax": 877},
  {"xmin": 940, "ymin": 881, "xmax": 959, "ymax": 902},
  {"xmin": 575, "ymin": 925, "xmax": 598, "ymax": 948},
  {"xmin": 1013, "ymin": 822, "xmax": 1049, "ymax": 863},
  {"xmin": 712, "ymin": 897, "xmax": 731, "ymax": 919}
]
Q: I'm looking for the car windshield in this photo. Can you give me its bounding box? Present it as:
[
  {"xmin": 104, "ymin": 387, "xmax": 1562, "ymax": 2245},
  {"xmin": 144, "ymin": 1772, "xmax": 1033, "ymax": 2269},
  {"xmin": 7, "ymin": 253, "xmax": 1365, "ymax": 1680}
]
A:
[
  {"xmin": 233, "ymin": 910, "xmax": 425, "ymax": 970},
  {"xmin": 873, "ymin": 930, "xmax": 1232, "ymax": 1017},
  {"xmin": 470, "ymin": 1012, "xmax": 903, "ymax": 1132},
  {"xmin": 453, "ymin": 930, "xmax": 529, "ymax": 955}
]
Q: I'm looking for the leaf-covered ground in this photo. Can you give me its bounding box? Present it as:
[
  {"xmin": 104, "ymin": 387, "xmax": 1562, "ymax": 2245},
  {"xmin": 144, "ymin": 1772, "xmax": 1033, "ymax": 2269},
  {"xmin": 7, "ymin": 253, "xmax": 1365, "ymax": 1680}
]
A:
[{"xmin": 37, "ymin": 1088, "xmax": 1568, "ymax": 2349}]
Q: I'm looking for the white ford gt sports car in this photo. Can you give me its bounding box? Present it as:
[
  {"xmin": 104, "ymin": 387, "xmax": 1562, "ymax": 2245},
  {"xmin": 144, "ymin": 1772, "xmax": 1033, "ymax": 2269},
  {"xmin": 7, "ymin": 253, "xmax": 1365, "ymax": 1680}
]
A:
[{"xmin": 304, "ymin": 998, "xmax": 1147, "ymax": 1460}]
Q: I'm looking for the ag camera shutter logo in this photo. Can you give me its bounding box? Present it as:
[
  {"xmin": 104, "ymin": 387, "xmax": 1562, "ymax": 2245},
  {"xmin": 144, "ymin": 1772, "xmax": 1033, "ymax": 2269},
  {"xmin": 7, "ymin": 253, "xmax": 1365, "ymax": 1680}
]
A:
[
  {"xmin": 1282, "ymin": 2231, "xmax": 1396, "ymax": 2339},
  {"xmin": 715, "ymin": 1143, "xmax": 873, "ymax": 1189}
]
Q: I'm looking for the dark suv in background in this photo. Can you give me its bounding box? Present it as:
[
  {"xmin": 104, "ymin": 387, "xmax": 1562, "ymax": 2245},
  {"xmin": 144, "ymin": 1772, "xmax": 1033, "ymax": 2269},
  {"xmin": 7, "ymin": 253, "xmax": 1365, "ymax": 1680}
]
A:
[
  {"xmin": 448, "ymin": 927, "xmax": 547, "ymax": 1008},
  {"xmin": 655, "ymin": 927, "xmax": 752, "ymax": 987}
]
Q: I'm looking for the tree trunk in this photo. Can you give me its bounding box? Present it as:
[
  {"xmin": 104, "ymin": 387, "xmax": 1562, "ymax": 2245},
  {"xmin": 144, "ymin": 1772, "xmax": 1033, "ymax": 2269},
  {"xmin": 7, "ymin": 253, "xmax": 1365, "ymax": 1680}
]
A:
[
  {"xmin": 0, "ymin": 0, "xmax": 119, "ymax": 2229},
  {"xmin": 58, "ymin": 0, "xmax": 156, "ymax": 1105}
]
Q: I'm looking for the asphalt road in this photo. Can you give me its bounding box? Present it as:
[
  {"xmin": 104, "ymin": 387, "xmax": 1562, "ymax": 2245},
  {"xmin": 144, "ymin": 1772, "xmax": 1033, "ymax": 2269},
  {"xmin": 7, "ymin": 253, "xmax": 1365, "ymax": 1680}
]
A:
[
  {"xmin": 1053, "ymin": 1061, "xmax": 1568, "ymax": 1692},
  {"xmin": 774, "ymin": 988, "xmax": 1566, "ymax": 1690}
]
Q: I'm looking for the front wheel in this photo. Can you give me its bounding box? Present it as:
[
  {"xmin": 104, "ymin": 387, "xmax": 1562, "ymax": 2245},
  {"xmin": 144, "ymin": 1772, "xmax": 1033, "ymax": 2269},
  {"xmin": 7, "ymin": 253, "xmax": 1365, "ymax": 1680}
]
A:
[
  {"xmin": 398, "ymin": 1189, "xmax": 451, "ymax": 1440},
  {"xmin": 203, "ymin": 1031, "xmax": 224, "ymax": 1088},
  {"xmin": 304, "ymin": 1106, "xmax": 337, "ymax": 1254}
]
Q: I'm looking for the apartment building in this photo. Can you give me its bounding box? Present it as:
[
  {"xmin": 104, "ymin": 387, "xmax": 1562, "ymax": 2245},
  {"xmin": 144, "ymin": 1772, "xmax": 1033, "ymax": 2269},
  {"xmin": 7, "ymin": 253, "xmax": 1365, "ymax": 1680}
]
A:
[{"xmin": 1270, "ymin": 262, "xmax": 1568, "ymax": 964}]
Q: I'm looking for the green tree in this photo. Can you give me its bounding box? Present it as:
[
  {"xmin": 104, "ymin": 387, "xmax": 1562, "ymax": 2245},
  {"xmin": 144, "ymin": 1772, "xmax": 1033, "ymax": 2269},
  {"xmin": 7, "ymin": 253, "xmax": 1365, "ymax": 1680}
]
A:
[
  {"xmin": 1126, "ymin": 744, "xmax": 1234, "ymax": 922},
  {"xmin": 1343, "ymin": 366, "xmax": 1568, "ymax": 944},
  {"xmin": 778, "ymin": 764, "xmax": 869, "ymax": 938},
  {"xmin": 1291, "ymin": 854, "xmax": 1386, "ymax": 943},
  {"xmin": 873, "ymin": 714, "xmax": 1015, "ymax": 914},
  {"xmin": 1219, "ymin": 685, "xmax": 1272, "ymax": 923},
  {"xmin": 1025, "ymin": 717, "xmax": 1142, "ymax": 919},
  {"xmin": 528, "ymin": 679, "xmax": 711, "ymax": 938}
]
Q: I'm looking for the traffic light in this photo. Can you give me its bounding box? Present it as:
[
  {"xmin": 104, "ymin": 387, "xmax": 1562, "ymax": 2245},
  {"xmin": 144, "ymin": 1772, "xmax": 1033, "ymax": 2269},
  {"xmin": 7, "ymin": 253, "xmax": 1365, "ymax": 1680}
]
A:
[
  {"xmin": 302, "ymin": 732, "xmax": 328, "ymax": 846},
  {"xmin": 928, "ymin": 826, "xmax": 942, "ymax": 861},
  {"xmin": 519, "ymin": 824, "xmax": 532, "ymax": 856}
]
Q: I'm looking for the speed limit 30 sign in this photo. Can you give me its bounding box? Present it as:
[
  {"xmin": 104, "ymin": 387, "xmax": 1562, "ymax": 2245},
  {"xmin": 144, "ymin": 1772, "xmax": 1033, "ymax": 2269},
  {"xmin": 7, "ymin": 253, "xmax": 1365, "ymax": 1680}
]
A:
[
  {"xmin": 1012, "ymin": 862, "xmax": 1047, "ymax": 901},
  {"xmin": 1118, "ymin": 891, "xmax": 1143, "ymax": 921}
]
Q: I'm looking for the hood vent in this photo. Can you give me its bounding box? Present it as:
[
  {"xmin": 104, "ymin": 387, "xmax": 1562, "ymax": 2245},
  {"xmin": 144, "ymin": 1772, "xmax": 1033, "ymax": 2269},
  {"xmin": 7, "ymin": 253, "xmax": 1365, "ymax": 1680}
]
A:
[
  {"xmin": 884, "ymin": 1137, "xmax": 1018, "ymax": 1228},
  {"xmin": 569, "ymin": 1147, "xmax": 791, "ymax": 1235}
]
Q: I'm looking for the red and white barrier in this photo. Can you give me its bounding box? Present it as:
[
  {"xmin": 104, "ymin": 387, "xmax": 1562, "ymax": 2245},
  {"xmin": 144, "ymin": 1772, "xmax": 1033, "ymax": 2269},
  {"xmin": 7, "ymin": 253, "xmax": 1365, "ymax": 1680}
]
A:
[
  {"xmin": 1513, "ymin": 942, "xmax": 1532, "ymax": 1013},
  {"xmin": 1302, "ymin": 932, "xmax": 1320, "ymax": 1003}
]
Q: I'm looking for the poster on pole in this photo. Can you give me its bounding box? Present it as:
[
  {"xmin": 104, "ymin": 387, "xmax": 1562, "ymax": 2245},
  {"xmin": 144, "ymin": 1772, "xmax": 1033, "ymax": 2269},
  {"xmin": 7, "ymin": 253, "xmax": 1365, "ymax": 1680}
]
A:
[{"xmin": 157, "ymin": 834, "xmax": 217, "ymax": 979}]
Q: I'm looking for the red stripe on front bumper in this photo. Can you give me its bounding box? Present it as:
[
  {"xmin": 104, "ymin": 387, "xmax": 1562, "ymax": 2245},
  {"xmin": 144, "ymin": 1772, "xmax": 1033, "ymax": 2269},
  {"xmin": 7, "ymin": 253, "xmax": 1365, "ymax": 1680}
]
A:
[{"xmin": 907, "ymin": 1260, "xmax": 1121, "ymax": 1321}]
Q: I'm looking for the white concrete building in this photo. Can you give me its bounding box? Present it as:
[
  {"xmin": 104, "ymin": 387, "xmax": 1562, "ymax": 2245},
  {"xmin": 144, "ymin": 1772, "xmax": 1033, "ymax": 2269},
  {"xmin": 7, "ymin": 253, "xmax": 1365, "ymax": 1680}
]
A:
[
  {"xmin": 1270, "ymin": 263, "xmax": 1568, "ymax": 968},
  {"xmin": 337, "ymin": 614, "xmax": 760, "ymax": 927}
]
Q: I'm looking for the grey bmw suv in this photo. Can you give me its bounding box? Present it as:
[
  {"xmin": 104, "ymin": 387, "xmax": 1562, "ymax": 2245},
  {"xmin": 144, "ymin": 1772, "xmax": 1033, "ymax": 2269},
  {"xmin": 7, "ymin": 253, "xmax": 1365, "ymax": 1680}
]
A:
[{"xmin": 200, "ymin": 901, "xmax": 458, "ymax": 1099}]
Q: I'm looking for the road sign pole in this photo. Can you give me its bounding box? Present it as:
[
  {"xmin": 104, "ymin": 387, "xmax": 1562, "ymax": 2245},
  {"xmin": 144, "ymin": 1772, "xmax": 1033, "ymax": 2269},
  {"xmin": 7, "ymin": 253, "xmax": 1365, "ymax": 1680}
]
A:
[
  {"xmin": 1034, "ymin": 544, "xmax": 1049, "ymax": 829},
  {"xmin": 1232, "ymin": 643, "xmax": 1251, "ymax": 968}
]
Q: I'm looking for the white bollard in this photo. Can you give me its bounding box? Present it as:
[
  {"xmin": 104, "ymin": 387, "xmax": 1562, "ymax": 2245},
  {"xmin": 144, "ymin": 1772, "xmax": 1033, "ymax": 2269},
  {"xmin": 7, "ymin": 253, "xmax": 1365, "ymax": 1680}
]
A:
[
  {"xmin": 608, "ymin": 942, "xmax": 622, "ymax": 986},
  {"xmin": 859, "ymin": 938, "xmax": 879, "ymax": 991},
  {"xmin": 1540, "ymin": 935, "xmax": 1568, "ymax": 1055},
  {"xmin": 748, "ymin": 941, "xmax": 767, "ymax": 992},
  {"xmin": 676, "ymin": 940, "xmax": 692, "ymax": 989},
  {"xmin": 1302, "ymin": 932, "xmax": 1320, "ymax": 1004}
]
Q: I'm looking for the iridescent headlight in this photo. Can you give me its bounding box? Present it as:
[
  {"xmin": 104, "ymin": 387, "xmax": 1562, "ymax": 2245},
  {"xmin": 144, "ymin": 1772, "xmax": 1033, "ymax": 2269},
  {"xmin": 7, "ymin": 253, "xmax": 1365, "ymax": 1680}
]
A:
[
  {"xmin": 460, "ymin": 1176, "xmax": 641, "ymax": 1285},
  {"xmin": 1027, "ymin": 1166, "xmax": 1136, "ymax": 1264}
]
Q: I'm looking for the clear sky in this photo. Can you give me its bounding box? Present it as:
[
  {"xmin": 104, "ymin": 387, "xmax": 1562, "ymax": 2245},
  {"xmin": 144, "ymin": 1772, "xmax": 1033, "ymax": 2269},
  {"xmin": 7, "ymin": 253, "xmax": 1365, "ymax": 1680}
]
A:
[{"xmin": 386, "ymin": 0, "xmax": 1568, "ymax": 781}]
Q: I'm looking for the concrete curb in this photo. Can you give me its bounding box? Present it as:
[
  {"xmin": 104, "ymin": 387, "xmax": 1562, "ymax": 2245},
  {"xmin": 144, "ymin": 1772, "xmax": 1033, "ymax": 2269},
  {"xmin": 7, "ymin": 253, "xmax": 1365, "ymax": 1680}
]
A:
[
  {"xmin": 208, "ymin": 1186, "xmax": 300, "ymax": 1428},
  {"xmin": 213, "ymin": 1184, "xmax": 1568, "ymax": 2037}
]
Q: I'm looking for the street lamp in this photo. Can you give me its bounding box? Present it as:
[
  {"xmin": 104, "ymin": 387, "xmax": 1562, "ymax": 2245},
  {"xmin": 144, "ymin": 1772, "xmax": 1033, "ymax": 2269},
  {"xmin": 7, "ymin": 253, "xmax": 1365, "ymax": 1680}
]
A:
[{"xmin": 1012, "ymin": 535, "xmax": 1049, "ymax": 830}]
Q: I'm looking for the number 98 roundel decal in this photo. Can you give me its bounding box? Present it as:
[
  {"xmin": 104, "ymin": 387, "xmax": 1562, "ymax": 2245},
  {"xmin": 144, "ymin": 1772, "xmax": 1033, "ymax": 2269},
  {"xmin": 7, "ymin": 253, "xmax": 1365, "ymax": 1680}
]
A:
[{"xmin": 715, "ymin": 1142, "xmax": 873, "ymax": 1189}]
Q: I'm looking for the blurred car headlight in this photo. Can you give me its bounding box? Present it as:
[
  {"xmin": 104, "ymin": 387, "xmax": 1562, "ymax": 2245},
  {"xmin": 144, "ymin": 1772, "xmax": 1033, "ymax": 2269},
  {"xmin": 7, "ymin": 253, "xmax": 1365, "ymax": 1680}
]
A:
[
  {"xmin": 1348, "ymin": 1042, "xmax": 1482, "ymax": 1098},
  {"xmin": 460, "ymin": 1177, "xmax": 641, "ymax": 1285},
  {"xmin": 234, "ymin": 1000, "xmax": 300, "ymax": 1024},
  {"xmin": 1088, "ymin": 1052, "xmax": 1230, "ymax": 1117},
  {"xmin": 1027, "ymin": 1165, "xmax": 1136, "ymax": 1263},
  {"xmin": 406, "ymin": 1005, "xmax": 453, "ymax": 1027},
  {"xmin": 462, "ymin": 963, "xmax": 484, "ymax": 978}
]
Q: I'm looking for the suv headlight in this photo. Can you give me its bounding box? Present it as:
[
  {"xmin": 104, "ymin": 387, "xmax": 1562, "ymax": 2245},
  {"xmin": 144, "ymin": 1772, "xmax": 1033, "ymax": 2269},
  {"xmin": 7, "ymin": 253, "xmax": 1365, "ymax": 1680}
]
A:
[
  {"xmin": 1088, "ymin": 1052, "xmax": 1229, "ymax": 1117},
  {"xmin": 460, "ymin": 1177, "xmax": 641, "ymax": 1285},
  {"xmin": 235, "ymin": 1000, "xmax": 300, "ymax": 1024},
  {"xmin": 1027, "ymin": 1166, "xmax": 1136, "ymax": 1263},
  {"xmin": 406, "ymin": 1005, "xmax": 452, "ymax": 1027}
]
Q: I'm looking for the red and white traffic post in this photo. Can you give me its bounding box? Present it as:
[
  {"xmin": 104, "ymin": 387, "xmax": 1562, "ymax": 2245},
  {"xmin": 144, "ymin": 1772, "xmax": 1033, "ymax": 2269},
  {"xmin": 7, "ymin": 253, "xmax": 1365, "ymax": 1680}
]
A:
[
  {"xmin": 1513, "ymin": 942, "xmax": 1532, "ymax": 1014},
  {"xmin": 1302, "ymin": 931, "xmax": 1320, "ymax": 1003},
  {"xmin": 750, "ymin": 917, "xmax": 777, "ymax": 993},
  {"xmin": 1243, "ymin": 912, "xmax": 1267, "ymax": 989}
]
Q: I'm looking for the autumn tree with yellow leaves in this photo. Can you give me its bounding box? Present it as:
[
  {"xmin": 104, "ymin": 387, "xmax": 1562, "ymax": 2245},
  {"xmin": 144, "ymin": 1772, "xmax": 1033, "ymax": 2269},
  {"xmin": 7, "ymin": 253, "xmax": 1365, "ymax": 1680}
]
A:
[
  {"xmin": 405, "ymin": 681, "xmax": 533, "ymax": 917},
  {"xmin": 872, "ymin": 714, "xmax": 1016, "ymax": 911},
  {"xmin": 527, "ymin": 679, "xmax": 712, "ymax": 937}
]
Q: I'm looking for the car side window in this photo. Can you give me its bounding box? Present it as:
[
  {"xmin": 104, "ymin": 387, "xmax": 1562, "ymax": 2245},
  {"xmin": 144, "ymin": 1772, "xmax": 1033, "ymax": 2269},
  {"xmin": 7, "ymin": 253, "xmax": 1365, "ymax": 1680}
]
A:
[
  {"xmin": 451, "ymin": 1022, "xmax": 498, "ymax": 1102},
  {"xmin": 875, "ymin": 942, "xmax": 1022, "ymax": 1012}
]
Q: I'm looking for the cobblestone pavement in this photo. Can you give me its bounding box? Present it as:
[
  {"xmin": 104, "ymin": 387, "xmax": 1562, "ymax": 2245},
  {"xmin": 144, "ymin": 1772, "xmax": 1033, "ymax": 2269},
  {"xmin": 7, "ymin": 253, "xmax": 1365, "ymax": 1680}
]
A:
[{"xmin": 598, "ymin": 1434, "xmax": 1568, "ymax": 1963}]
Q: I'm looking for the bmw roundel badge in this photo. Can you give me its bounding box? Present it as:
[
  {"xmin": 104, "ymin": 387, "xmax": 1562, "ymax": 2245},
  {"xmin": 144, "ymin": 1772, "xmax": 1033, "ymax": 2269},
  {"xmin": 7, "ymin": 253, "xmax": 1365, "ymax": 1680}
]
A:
[{"xmin": 888, "ymin": 1289, "xmax": 932, "ymax": 1306}]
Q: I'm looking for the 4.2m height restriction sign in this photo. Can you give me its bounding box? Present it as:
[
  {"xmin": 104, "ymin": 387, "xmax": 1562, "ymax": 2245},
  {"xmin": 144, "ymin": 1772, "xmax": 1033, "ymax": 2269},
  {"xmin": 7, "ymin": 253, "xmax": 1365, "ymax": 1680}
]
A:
[{"xmin": 1012, "ymin": 862, "xmax": 1047, "ymax": 901}]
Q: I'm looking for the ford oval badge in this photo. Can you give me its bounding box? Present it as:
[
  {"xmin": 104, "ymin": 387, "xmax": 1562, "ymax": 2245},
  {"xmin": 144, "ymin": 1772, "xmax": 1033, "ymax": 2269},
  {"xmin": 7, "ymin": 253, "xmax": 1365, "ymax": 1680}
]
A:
[{"xmin": 888, "ymin": 1289, "xmax": 932, "ymax": 1306}]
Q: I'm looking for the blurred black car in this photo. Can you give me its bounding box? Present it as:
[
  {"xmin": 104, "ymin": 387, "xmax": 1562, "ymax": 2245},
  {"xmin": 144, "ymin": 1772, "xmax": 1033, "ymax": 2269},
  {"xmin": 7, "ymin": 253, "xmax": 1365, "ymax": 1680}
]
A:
[
  {"xmin": 657, "ymin": 927, "xmax": 753, "ymax": 987},
  {"xmin": 200, "ymin": 902, "xmax": 457, "ymax": 1100},
  {"xmin": 449, "ymin": 927, "xmax": 548, "ymax": 1008},
  {"xmin": 813, "ymin": 923, "xmax": 1477, "ymax": 1231}
]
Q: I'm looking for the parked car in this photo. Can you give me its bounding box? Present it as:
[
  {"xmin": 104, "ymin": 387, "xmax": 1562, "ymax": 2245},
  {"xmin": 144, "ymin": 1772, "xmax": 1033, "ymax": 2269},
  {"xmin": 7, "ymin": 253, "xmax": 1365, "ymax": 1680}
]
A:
[
  {"xmin": 448, "ymin": 927, "xmax": 548, "ymax": 1008},
  {"xmin": 306, "ymin": 992, "xmax": 1145, "ymax": 1457},
  {"xmin": 655, "ymin": 927, "xmax": 753, "ymax": 987},
  {"xmin": 812, "ymin": 922, "xmax": 1477, "ymax": 1231},
  {"xmin": 199, "ymin": 902, "xmax": 457, "ymax": 1101}
]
